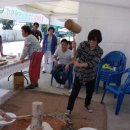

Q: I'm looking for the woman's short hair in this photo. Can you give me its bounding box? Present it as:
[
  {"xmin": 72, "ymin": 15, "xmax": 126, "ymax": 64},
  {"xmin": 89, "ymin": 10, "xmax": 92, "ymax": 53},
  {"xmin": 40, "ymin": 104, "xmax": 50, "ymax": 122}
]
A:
[
  {"xmin": 21, "ymin": 25, "xmax": 31, "ymax": 34},
  {"xmin": 33, "ymin": 22, "xmax": 39, "ymax": 27},
  {"xmin": 61, "ymin": 39, "xmax": 68, "ymax": 45},
  {"xmin": 48, "ymin": 27, "xmax": 55, "ymax": 32},
  {"xmin": 88, "ymin": 29, "xmax": 102, "ymax": 44}
]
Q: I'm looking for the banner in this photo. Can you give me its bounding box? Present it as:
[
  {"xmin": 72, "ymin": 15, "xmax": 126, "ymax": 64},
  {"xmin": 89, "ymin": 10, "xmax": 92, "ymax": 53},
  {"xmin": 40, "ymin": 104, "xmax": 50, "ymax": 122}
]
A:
[{"xmin": 0, "ymin": 7, "xmax": 49, "ymax": 24}]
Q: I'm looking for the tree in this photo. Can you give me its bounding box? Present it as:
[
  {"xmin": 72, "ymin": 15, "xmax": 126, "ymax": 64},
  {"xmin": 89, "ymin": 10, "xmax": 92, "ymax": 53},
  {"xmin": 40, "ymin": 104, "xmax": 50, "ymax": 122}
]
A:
[
  {"xmin": 1, "ymin": 19, "xmax": 14, "ymax": 30},
  {"xmin": 41, "ymin": 24, "xmax": 48, "ymax": 32},
  {"xmin": 26, "ymin": 23, "xmax": 33, "ymax": 29}
]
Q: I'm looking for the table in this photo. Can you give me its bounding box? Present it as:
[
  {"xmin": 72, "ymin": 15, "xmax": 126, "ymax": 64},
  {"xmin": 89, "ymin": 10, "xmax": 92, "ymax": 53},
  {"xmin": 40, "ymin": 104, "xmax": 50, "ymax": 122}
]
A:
[{"xmin": 0, "ymin": 59, "xmax": 30, "ymax": 81}]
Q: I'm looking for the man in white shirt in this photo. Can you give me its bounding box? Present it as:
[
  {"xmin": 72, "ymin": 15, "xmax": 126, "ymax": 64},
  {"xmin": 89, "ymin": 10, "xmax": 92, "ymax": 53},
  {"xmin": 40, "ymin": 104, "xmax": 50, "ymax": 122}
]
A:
[{"xmin": 53, "ymin": 39, "xmax": 74, "ymax": 88}]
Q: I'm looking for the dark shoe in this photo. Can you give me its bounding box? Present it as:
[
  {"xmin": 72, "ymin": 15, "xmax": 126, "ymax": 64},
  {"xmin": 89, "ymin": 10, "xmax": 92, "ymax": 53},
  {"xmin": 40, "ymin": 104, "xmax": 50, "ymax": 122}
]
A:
[
  {"xmin": 42, "ymin": 71, "xmax": 46, "ymax": 74},
  {"xmin": 26, "ymin": 84, "xmax": 36, "ymax": 89},
  {"xmin": 35, "ymin": 83, "xmax": 38, "ymax": 88},
  {"xmin": 85, "ymin": 105, "xmax": 93, "ymax": 113}
]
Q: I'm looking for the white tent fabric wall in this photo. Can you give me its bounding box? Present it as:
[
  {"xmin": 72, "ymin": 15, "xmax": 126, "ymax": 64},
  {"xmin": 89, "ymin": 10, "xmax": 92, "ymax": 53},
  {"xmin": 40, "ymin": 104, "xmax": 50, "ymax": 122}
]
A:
[
  {"xmin": 0, "ymin": 0, "xmax": 79, "ymax": 25},
  {"xmin": 77, "ymin": 2, "xmax": 130, "ymax": 68}
]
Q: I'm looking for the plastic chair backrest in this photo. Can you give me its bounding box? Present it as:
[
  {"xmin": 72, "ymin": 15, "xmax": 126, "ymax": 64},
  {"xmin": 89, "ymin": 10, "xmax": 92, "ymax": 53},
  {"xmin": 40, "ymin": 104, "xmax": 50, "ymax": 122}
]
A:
[{"xmin": 104, "ymin": 51, "xmax": 126, "ymax": 70}]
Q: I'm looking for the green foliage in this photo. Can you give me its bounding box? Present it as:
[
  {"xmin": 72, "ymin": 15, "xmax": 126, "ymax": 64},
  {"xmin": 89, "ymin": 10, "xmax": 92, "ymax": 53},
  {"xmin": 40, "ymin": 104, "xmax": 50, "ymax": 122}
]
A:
[
  {"xmin": 41, "ymin": 24, "xmax": 48, "ymax": 32},
  {"xmin": 0, "ymin": 19, "xmax": 14, "ymax": 30},
  {"xmin": 26, "ymin": 23, "xmax": 33, "ymax": 29}
]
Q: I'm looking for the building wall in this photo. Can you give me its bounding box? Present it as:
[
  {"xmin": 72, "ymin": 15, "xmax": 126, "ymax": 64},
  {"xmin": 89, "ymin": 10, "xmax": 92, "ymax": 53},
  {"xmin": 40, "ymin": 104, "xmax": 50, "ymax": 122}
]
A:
[{"xmin": 77, "ymin": 2, "xmax": 130, "ymax": 67}]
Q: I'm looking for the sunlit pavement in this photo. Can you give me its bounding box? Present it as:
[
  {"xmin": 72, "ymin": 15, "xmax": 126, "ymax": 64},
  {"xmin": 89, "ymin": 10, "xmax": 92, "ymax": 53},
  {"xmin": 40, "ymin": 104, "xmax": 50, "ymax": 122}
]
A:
[{"xmin": 3, "ymin": 41, "xmax": 24, "ymax": 56}]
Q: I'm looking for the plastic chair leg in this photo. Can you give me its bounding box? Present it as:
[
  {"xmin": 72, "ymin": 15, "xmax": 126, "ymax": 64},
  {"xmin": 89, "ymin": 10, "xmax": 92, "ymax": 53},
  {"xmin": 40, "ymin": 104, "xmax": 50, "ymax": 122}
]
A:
[
  {"xmin": 67, "ymin": 67, "xmax": 73, "ymax": 89},
  {"xmin": 8, "ymin": 74, "xmax": 12, "ymax": 81},
  {"xmin": 23, "ymin": 75, "xmax": 29, "ymax": 84},
  {"xmin": 101, "ymin": 89, "xmax": 107, "ymax": 104},
  {"xmin": 50, "ymin": 75, "xmax": 53, "ymax": 86},
  {"xmin": 115, "ymin": 94, "xmax": 124, "ymax": 115},
  {"xmin": 114, "ymin": 95, "xmax": 117, "ymax": 99},
  {"xmin": 103, "ymin": 81, "xmax": 106, "ymax": 90},
  {"xmin": 68, "ymin": 74, "xmax": 73, "ymax": 89}
]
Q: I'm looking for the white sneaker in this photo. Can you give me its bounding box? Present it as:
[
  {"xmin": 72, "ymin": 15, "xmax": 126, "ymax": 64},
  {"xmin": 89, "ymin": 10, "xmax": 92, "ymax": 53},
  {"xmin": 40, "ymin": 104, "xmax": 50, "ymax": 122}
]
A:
[
  {"xmin": 56, "ymin": 83, "xmax": 60, "ymax": 88},
  {"xmin": 60, "ymin": 84, "xmax": 65, "ymax": 89},
  {"xmin": 86, "ymin": 106, "xmax": 93, "ymax": 113},
  {"xmin": 69, "ymin": 89, "xmax": 72, "ymax": 93},
  {"xmin": 65, "ymin": 110, "xmax": 71, "ymax": 117}
]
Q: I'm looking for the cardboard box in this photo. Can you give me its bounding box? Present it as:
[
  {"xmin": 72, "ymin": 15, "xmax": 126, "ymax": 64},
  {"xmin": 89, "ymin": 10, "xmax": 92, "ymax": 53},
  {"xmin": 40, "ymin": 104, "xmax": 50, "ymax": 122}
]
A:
[{"xmin": 13, "ymin": 72, "xmax": 24, "ymax": 90}]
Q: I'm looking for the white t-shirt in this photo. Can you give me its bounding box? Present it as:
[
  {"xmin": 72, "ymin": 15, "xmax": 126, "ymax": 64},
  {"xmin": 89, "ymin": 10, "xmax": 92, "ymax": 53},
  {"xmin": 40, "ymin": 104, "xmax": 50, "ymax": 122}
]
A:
[{"xmin": 54, "ymin": 48, "xmax": 74, "ymax": 65}]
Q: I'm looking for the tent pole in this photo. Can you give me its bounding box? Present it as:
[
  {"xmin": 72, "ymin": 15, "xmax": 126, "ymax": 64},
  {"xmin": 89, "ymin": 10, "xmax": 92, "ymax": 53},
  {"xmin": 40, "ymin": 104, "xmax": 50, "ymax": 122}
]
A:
[{"xmin": 49, "ymin": 14, "xmax": 51, "ymax": 26}]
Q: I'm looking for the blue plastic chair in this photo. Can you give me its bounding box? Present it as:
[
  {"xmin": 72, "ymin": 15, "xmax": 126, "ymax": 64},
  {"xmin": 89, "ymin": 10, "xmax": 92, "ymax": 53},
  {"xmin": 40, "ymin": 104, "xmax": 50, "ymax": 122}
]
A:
[
  {"xmin": 101, "ymin": 68, "xmax": 130, "ymax": 115},
  {"xmin": 51, "ymin": 64, "xmax": 73, "ymax": 89},
  {"xmin": 96, "ymin": 51, "xmax": 126, "ymax": 93}
]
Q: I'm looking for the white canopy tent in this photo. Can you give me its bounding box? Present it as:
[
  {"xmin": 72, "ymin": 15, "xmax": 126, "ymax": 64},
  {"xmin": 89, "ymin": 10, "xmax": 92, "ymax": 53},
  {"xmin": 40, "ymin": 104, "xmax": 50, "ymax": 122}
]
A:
[
  {"xmin": 1, "ymin": 0, "xmax": 130, "ymax": 8},
  {"xmin": 0, "ymin": 0, "xmax": 79, "ymax": 23},
  {"xmin": 1, "ymin": 0, "xmax": 130, "ymax": 23}
]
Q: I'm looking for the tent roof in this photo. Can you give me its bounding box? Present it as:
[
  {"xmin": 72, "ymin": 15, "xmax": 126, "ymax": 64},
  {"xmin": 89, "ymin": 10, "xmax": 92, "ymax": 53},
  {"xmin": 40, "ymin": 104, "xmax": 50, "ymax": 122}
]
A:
[
  {"xmin": 1, "ymin": 0, "xmax": 130, "ymax": 23},
  {"xmin": 0, "ymin": 0, "xmax": 79, "ymax": 16},
  {"xmin": 17, "ymin": 0, "xmax": 79, "ymax": 21},
  {"xmin": 1, "ymin": 0, "xmax": 130, "ymax": 8}
]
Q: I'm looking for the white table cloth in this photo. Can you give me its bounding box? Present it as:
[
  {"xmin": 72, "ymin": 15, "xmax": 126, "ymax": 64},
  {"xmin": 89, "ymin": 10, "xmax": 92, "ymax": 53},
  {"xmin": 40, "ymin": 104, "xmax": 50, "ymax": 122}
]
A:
[{"xmin": 0, "ymin": 59, "xmax": 29, "ymax": 79}]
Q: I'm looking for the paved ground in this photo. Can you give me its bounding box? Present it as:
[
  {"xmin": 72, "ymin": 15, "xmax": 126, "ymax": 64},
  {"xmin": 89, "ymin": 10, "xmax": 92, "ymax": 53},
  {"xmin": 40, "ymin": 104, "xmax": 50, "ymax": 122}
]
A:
[
  {"xmin": 0, "ymin": 72, "xmax": 130, "ymax": 130},
  {"xmin": 1, "ymin": 41, "xmax": 130, "ymax": 130}
]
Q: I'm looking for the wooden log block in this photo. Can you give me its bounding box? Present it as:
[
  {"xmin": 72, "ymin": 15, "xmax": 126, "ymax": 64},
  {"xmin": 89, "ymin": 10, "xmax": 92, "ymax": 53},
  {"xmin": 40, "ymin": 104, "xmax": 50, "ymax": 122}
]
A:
[
  {"xmin": 30, "ymin": 102, "xmax": 43, "ymax": 130},
  {"xmin": 64, "ymin": 19, "xmax": 82, "ymax": 34}
]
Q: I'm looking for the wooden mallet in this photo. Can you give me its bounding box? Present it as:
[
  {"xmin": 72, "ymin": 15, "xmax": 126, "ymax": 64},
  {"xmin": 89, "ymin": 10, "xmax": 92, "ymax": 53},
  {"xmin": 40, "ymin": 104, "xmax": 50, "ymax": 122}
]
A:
[{"xmin": 64, "ymin": 19, "xmax": 82, "ymax": 41}]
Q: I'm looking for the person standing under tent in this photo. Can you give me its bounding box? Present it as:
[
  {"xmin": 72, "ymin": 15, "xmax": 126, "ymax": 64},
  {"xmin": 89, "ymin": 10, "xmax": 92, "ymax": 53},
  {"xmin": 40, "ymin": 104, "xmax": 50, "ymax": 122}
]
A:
[
  {"xmin": 20, "ymin": 25, "xmax": 43, "ymax": 89},
  {"xmin": 31, "ymin": 22, "xmax": 42, "ymax": 43},
  {"xmin": 42, "ymin": 27, "xmax": 57, "ymax": 73},
  {"xmin": 65, "ymin": 29, "xmax": 103, "ymax": 115}
]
